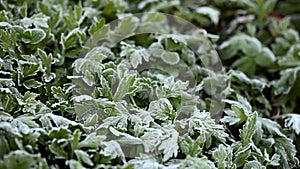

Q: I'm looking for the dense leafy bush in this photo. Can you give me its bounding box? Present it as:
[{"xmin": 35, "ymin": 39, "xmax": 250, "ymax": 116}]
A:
[{"xmin": 0, "ymin": 0, "xmax": 300, "ymax": 168}]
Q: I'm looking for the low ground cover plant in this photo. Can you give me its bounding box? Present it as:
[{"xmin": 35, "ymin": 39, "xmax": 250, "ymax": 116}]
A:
[{"xmin": 0, "ymin": 0, "xmax": 300, "ymax": 168}]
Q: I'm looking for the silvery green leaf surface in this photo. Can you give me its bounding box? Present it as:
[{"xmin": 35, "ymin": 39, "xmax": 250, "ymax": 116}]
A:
[
  {"xmin": 196, "ymin": 7, "xmax": 220, "ymax": 24},
  {"xmin": 1, "ymin": 0, "xmax": 300, "ymax": 168},
  {"xmin": 283, "ymin": 114, "xmax": 300, "ymax": 135}
]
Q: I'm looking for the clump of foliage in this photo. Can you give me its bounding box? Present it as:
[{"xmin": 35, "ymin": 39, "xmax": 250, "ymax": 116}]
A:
[{"xmin": 0, "ymin": 0, "xmax": 300, "ymax": 168}]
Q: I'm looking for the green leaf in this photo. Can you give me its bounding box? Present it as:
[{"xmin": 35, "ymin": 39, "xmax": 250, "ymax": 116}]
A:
[
  {"xmin": 0, "ymin": 22, "xmax": 12, "ymax": 28},
  {"xmin": 88, "ymin": 18, "xmax": 105, "ymax": 35},
  {"xmin": 229, "ymin": 70, "xmax": 268, "ymax": 91},
  {"xmin": 22, "ymin": 28, "xmax": 46, "ymax": 44},
  {"xmin": 101, "ymin": 140, "xmax": 126, "ymax": 163},
  {"xmin": 164, "ymin": 37, "xmax": 183, "ymax": 51},
  {"xmin": 158, "ymin": 128, "xmax": 179, "ymax": 162},
  {"xmin": 23, "ymin": 79, "xmax": 42, "ymax": 89},
  {"xmin": 21, "ymin": 13, "xmax": 49, "ymax": 28},
  {"xmin": 73, "ymin": 47, "xmax": 111, "ymax": 74},
  {"xmin": 265, "ymin": 150, "xmax": 280, "ymax": 167},
  {"xmin": 63, "ymin": 4, "xmax": 84, "ymax": 29},
  {"xmin": 243, "ymin": 160, "xmax": 265, "ymax": 169},
  {"xmin": 49, "ymin": 141, "xmax": 69, "ymax": 159},
  {"xmin": 148, "ymin": 98, "xmax": 174, "ymax": 121},
  {"xmin": 220, "ymin": 34, "xmax": 265, "ymax": 68},
  {"xmin": 68, "ymin": 159, "xmax": 84, "ymax": 169},
  {"xmin": 0, "ymin": 135, "xmax": 9, "ymax": 159},
  {"xmin": 113, "ymin": 16, "xmax": 139, "ymax": 39},
  {"xmin": 20, "ymin": 2, "xmax": 27, "ymax": 17},
  {"xmin": 222, "ymin": 94, "xmax": 252, "ymax": 125},
  {"xmin": 283, "ymin": 114, "xmax": 300, "ymax": 135},
  {"xmin": 120, "ymin": 42, "xmax": 150, "ymax": 68},
  {"xmin": 232, "ymin": 56, "xmax": 256, "ymax": 76},
  {"xmin": 196, "ymin": 7, "xmax": 220, "ymax": 24},
  {"xmin": 0, "ymin": 150, "xmax": 47, "ymax": 169},
  {"xmin": 161, "ymin": 51, "xmax": 180, "ymax": 65},
  {"xmin": 78, "ymin": 132, "xmax": 106, "ymax": 149},
  {"xmin": 179, "ymin": 134, "xmax": 202, "ymax": 157},
  {"xmin": 212, "ymin": 144, "xmax": 233, "ymax": 169},
  {"xmin": 190, "ymin": 111, "xmax": 228, "ymax": 146},
  {"xmin": 283, "ymin": 29, "xmax": 299, "ymax": 43},
  {"xmin": 38, "ymin": 49, "xmax": 52, "ymax": 73},
  {"xmin": 139, "ymin": 12, "xmax": 169, "ymax": 33},
  {"xmin": 240, "ymin": 111, "xmax": 258, "ymax": 145},
  {"xmin": 156, "ymin": 76, "xmax": 189, "ymax": 98},
  {"xmin": 40, "ymin": 113, "xmax": 79, "ymax": 130},
  {"xmin": 70, "ymin": 129, "xmax": 81, "ymax": 151},
  {"xmin": 113, "ymin": 67, "xmax": 136, "ymax": 101},
  {"xmin": 72, "ymin": 47, "xmax": 113, "ymax": 86},
  {"xmin": 109, "ymin": 127, "xmax": 143, "ymax": 146},
  {"xmin": 255, "ymin": 47, "xmax": 275, "ymax": 67},
  {"xmin": 74, "ymin": 150, "xmax": 93, "ymax": 166},
  {"xmin": 219, "ymin": 36, "xmax": 240, "ymax": 60},
  {"xmin": 272, "ymin": 67, "xmax": 300, "ymax": 95},
  {"xmin": 258, "ymin": 118, "xmax": 285, "ymax": 137},
  {"xmin": 84, "ymin": 113, "xmax": 99, "ymax": 127},
  {"xmin": 263, "ymin": 0, "xmax": 277, "ymax": 16},
  {"xmin": 51, "ymin": 86, "xmax": 68, "ymax": 101},
  {"xmin": 274, "ymin": 137, "xmax": 297, "ymax": 168},
  {"xmin": 233, "ymin": 144, "xmax": 251, "ymax": 167},
  {"xmin": 178, "ymin": 156, "xmax": 216, "ymax": 169}
]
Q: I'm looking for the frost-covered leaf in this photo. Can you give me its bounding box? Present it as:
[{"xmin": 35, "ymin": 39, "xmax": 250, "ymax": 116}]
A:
[
  {"xmin": 40, "ymin": 113, "xmax": 79, "ymax": 130},
  {"xmin": 74, "ymin": 149, "xmax": 93, "ymax": 166},
  {"xmin": 178, "ymin": 156, "xmax": 216, "ymax": 169},
  {"xmin": 258, "ymin": 118, "xmax": 285, "ymax": 137},
  {"xmin": 240, "ymin": 111, "xmax": 258, "ymax": 145},
  {"xmin": 274, "ymin": 137, "xmax": 297, "ymax": 168},
  {"xmin": 156, "ymin": 76, "xmax": 189, "ymax": 98},
  {"xmin": 222, "ymin": 95, "xmax": 252, "ymax": 125},
  {"xmin": 78, "ymin": 132, "xmax": 106, "ymax": 149},
  {"xmin": 23, "ymin": 79, "xmax": 43, "ymax": 89},
  {"xmin": 21, "ymin": 14, "xmax": 50, "ymax": 28},
  {"xmin": 73, "ymin": 46, "xmax": 111, "ymax": 74},
  {"xmin": 120, "ymin": 42, "xmax": 150, "ymax": 68},
  {"xmin": 283, "ymin": 114, "xmax": 300, "ymax": 135},
  {"xmin": 243, "ymin": 160, "xmax": 265, "ymax": 169},
  {"xmin": 68, "ymin": 159, "xmax": 84, "ymax": 169},
  {"xmin": 148, "ymin": 98, "xmax": 174, "ymax": 121},
  {"xmin": 212, "ymin": 144, "xmax": 233, "ymax": 169},
  {"xmin": 189, "ymin": 111, "xmax": 228, "ymax": 146},
  {"xmin": 113, "ymin": 16, "xmax": 139, "ymax": 39},
  {"xmin": 179, "ymin": 134, "xmax": 202, "ymax": 157},
  {"xmin": 22, "ymin": 28, "xmax": 46, "ymax": 44},
  {"xmin": 0, "ymin": 150, "xmax": 47, "ymax": 169},
  {"xmin": 255, "ymin": 47, "xmax": 275, "ymax": 67},
  {"xmin": 109, "ymin": 127, "xmax": 143, "ymax": 145},
  {"xmin": 101, "ymin": 140, "xmax": 126, "ymax": 163},
  {"xmin": 161, "ymin": 52, "xmax": 180, "ymax": 65},
  {"xmin": 220, "ymin": 34, "xmax": 262, "ymax": 59},
  {"xmin": 158, "ymin": 128, "xmax": 179, "ymax": 162},
  {"xmin": 1, "ymin": 1, "xmax": 300, "ymax": 168},
  {"xmin": 233, "ymin": 144, "xmax": 251, "ymax": 167},
  {"xmin": 113, "ymin": 72, "xmax": 136, "ymax": 101},
  {"xmin": 196, "ymin": 7, "xmax": 220, "ymax": 24},
  {"xmin": 88, "ymin": 18, "xmax": 105, "ymax": 35},
  {"xmin": 272, "ymin": 67, "xmax": 300, "ymax": 95}
]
